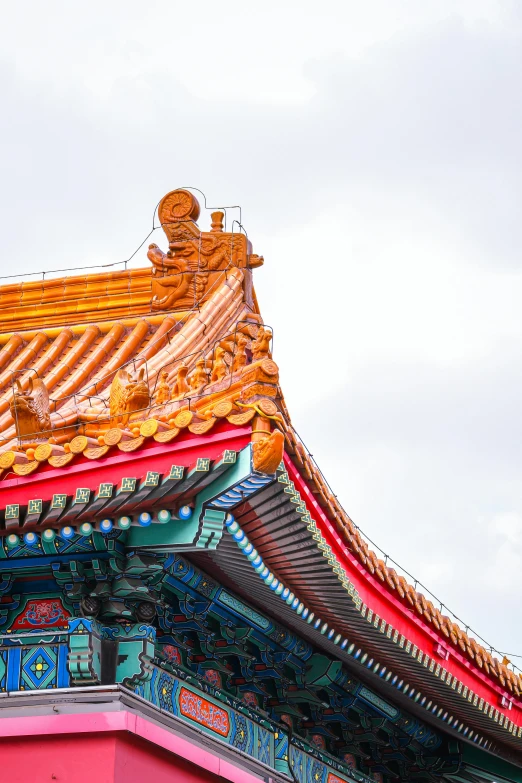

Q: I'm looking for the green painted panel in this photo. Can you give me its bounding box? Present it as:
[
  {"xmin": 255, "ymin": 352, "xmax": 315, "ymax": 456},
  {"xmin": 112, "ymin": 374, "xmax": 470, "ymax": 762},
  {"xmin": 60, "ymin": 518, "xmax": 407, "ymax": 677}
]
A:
[
  {"xmin": 461, "ymin": 744, "xmax": 522, "ymax": 783},
  {"xmin": 128, "ymin": 448, "xmax": 252, "ymax": 550}
]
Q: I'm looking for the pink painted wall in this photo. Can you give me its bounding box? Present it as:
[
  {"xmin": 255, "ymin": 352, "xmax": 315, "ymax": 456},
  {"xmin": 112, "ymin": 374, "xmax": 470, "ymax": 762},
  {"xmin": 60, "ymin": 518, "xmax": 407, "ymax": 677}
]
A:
[
  {"xmin": 0, "ymin": 710, "xmax": 264, "ymax": 783},
  {"xmin": 0, "ymin": 734, "xmax": 222, "ymax": 783},
  {"xmin": 114, "ymin": 735, "xmax": 221, "ymax": 783},
  {"xmin": 0, "ymin": 734, "xmax": 117, "ymax": 783}
]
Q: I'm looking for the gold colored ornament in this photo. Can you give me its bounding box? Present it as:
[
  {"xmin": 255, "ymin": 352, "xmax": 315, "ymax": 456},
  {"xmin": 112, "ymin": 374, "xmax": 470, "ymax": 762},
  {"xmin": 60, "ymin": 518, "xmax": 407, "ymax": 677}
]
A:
[
  {"xmin": 227, "ymin": 410, "xmax": 256, "ymax": 426},
  {"xmin": 84, "ymin": 445, "xmax": 110, "ymax": 460},
  {"xmin": 104, "ymin": 427, "xmax": 123, "ymax": 446},
  {"xmin": 260, "ymin": 358, "xmax": 278, "ymax": 377},
  {"xmin": 154, "ymin": 428, "xmax": 180, "ymax": 443},
  {"xmin": 252, "ymin": 429, "xmax": 284, "ymax": 475},
  {"xmin": 141, "ymin": 418, "xmax": 159, "ymax": 437},
  {"xmin": 13, "ymin": 460, "xmax": 40, "ymax": 475},
  {"xmin": 212, "ymin": 400, "xmax": 235, "ymax": 418},
  {"xmin": 158, "ymin": 189, "xmax": 200, "ymax": 224},
  {"xmin": 34, "ymin": 443, "xmax": 53, "ymax": 462},
  {"xmin": 257, "ymin": 398, "xmax": 278, "ymax": 416},
  {"xmin": 49, "ymin": 453, "xmax": 75, "ymax": 468},
  {"xmin": 118, "ymin": 436, "xmax": 145, "ymax": 452},
  {"xmin": 69, "ymin": 435, "xmax": 89, "ymax": 454},
  {"xmin": 189, "ymin": 419, "xmax": 216, "ymax": 435},
  {"xmin": 0, "ymin": 451, "xmax": 18, "ymax": 469},
  {"xmin": 174, "ymin": 410, "xmax": 193, "ymax": 429}
]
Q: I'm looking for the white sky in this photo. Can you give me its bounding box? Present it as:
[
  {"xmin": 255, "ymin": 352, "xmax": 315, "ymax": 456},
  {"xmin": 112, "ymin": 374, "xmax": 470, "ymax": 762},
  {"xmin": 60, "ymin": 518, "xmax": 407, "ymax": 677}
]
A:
[{"xmin": 1, "ymin": 0, "xmax": 521, "ymax": 659}]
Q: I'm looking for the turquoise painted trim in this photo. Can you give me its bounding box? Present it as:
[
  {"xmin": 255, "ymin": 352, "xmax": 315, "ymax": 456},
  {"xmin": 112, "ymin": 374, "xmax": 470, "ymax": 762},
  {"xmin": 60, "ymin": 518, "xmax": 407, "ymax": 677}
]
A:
[{"xmin": 128, "ymin": 450, "xmax": 251, "ymax": 550}]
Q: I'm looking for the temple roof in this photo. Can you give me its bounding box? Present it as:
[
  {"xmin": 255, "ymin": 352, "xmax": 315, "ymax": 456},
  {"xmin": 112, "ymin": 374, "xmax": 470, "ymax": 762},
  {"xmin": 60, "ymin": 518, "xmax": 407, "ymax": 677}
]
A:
[
  {"xmin": 0, "ymin": 264, "xmax": 256, "ymax": 460},
  {"xmin": 0, "ymin": 187, "xmax": 520, "ymax": 755}
]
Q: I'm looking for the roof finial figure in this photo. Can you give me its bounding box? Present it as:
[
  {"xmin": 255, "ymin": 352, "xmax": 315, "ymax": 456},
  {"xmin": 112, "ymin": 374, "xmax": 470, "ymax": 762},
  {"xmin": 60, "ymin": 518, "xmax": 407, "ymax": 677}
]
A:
[
  {"xmin": 10, "ymin": 376, "xmax": 51, "ymax": 443},
  {"xmin": 232, "ymin": 333, "xmax": 249, "ymax": 373},
  {"xmin": 158, "ymin": 189, "xmax": 201, "ymax": 236},
  {"xmin": 154, "ymin": 371, "xmax": 171, "ymax": 405},
  {"xmin": 189, "ymin": 357, "xmax": 209, "ymax": 393},
  {"xmin": 109, "ymin": 368, "xmax": 151, "ymax": 427},
  {"xmin": 171, "ymin": 363, "xmax": 189, "ymax": 399},
  {"xmin": 251, "ymin": 326, "xmax": 272, "ymax": 362},
  {"xmin": 211, "ymin": 345, "xmax": 228, "ymax": 383},
  {"xmin": 150, "ymin": 187, "xmax": 258, "ymax": 312}
]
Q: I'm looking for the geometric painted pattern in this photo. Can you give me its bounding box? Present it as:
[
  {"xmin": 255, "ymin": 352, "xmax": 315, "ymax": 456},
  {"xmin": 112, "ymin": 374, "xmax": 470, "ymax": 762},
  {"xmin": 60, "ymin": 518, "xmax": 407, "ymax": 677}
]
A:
[
  {"xmin": 0, "ymin": 547, "xmax": 450, "ymax": 783},
  {"xmin": 21, "ymin": 646, "xmax": 59, "ymax": 690},
  {"xmin": 157, "ymin": 552, "xmax": 453, "ymax": 780},
  {"xmin": 0, "ymin": 643, "xmax": 70, "ymax": 692},
  {"xmin": 258, "ymin": 726, "xmax": 271, "ymax": 767},
  {"xmin": 276, "ymin": 729, "xmax": 289, "ymax": 768},
  {"xmin": 289, "ymin": 743, "xmax": 346, "ymax": 783},
  {"xmin": 231, "ymin": 711, "xmax": 254, "ymax": 755},
  {"xmin": 0, "ymin": 582, "xmax": 389, "ymax": 782},
  {"xmin": 0, "ymin": 535, "xmax": 449, "ymax": 781}
]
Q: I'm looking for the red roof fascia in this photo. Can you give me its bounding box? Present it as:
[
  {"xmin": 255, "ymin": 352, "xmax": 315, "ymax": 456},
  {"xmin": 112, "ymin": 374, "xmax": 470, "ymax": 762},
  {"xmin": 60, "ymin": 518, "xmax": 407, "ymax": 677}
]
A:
[
  {"xmin": 284, "ymin": 453, "xmax": 522, "ymax": 726},
  {"xmin": 0, "ymin": 424, "xmax": 251, "ymax": 508}
]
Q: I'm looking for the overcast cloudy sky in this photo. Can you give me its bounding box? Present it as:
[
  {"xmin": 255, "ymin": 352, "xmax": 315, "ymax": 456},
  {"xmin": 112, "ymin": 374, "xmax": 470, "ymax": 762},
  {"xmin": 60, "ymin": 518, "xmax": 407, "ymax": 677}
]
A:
[{"xmin": 1, "ymin": 1, "xmax": 522, "ymax": 660}]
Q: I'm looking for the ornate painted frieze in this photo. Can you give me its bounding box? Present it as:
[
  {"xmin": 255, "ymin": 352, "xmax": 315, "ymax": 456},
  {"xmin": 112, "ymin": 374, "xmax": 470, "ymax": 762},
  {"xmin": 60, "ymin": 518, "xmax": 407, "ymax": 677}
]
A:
[{"xmin": 128, "ymin": 658, "xmax": 365, "ymax": 783}]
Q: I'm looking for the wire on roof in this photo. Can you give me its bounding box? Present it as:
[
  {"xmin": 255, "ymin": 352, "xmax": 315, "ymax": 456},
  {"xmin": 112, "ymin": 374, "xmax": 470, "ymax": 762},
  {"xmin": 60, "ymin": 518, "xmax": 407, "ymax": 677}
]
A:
[{"xmin": 0, "ymin": 186, "xmax": 246, "ymax": 285}]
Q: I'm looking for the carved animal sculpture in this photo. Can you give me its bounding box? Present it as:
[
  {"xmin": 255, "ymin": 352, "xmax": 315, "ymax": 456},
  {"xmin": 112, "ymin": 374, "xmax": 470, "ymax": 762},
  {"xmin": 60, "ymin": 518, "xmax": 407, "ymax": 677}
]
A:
[
  {"xmin": 232, "ymin": 333, "xmax": 249, "ymax": 373},
  {"xmin": 10, "ymin": 377, "xmax": 51, "ymax": 441},
  {"xmin": 110, "ymin": 368, "xmax": 151, "ymax": 426},
  {"xmin": 154, "ymin": 371, "xmax": 171, "ymax": 405},
  {"xmin": 149, "ymin": 233, "xmax": 247, "ymax": 311},
  {"xmin": 199, "ymin": 235, "xmax": 241, "ymax": 270},
  {"xmin": 251, "ymin": 326, "xmax": 272, "ymax": 362},
  {"xmin": 211, "ymin": 345, "xmax": 228, "ymax": 383},
  {"xmin": 189, "ymin": 357, "xmax": 209, "ymax": 392},
  {"xmin": 172, "ymin": 363, "xmax": 189, "ymax": 399},
  {"xmin": 148, "ymin": 243, "xmax": 193, "ymax": 310},
  {"xmin": 252, "ymin": 428, "xmax": 284, "ymax": 475}
]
